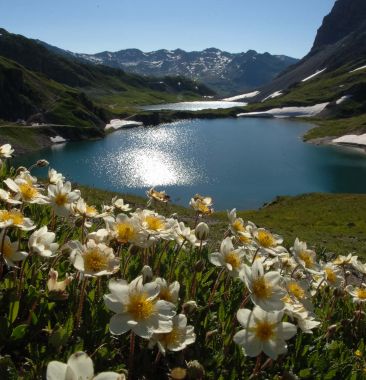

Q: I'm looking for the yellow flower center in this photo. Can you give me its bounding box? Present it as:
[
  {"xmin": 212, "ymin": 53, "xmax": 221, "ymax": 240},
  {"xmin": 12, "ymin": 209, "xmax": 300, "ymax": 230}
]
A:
[
  {"xmin": 115, "ymin": 222, "xmax": 136, "ymax": 243},
  {"xmin": 2, "ymin": 241, "xmax": 13, "ymax": 258},
  {"xmin": 127, "ymin": 292, "xmax": 155, "ymax": 321},
  {"xmin": 232, "ymin": 219, "xmax": 245, "ymax": 232},
  {"xmin": 19, "ymin": 183, "xmax": 39, "ymax": 201},
  {"xmin": 159, "ymin": 326, "xmax": 183, "ymax": 347},
  {"xmin": 325, "ymin": 268, "xmax": 337, "ymax": 284},
  {"xmin": 252, "ymin": 277, "xmax": 272, "ymax": 299},
  {"xmin": 195, "ymin": 200, "xmax": 212, "ymax": 215},
  {"xmin": 86, "ymin": 205, "xmax": 97, "ymax": 216},
  {"xmin": 287, "ymin": 281, "xmax": 305, "ymax": 299},
  {"xmin": 257, "ymin": 231, "xmax": 275, "ymax": 248},
  {"xmin": 83, "ymin": 249, "xmax": 108, "ymax": 272},
  {"xmin": 356, "ymin": 288, "xmax": 366, "ymax": 300},
  {"xmin": 0, "ymin": 210, "xmax": 24, "ymax": 225},
  {"xmin": 298, "ymin": 251, "xmax": 314, "ymax": 268},
  {"xmin": 225, "ymin": 251, "xmax": 241, "ymax": 270},
  {"xmin": 145, "ymin": 215, "xmax": 165, "ymax": 231},
  {"xmin": 239, "ymin": 234, "xmax": 250, "ymax": 244},
  {"xmin": 253, "ymin": 321, "xmax": 275, "ymax": 341},
  {"xmin": 54, "ymin": 193, "xmax": 68, "ymax": 206}
]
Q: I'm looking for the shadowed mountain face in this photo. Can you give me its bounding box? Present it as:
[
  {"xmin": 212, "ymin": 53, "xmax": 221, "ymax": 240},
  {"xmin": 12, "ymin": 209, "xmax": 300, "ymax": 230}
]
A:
[
  {"xmin": 35, "ymin": 42, "xmax": 298, "ymax": 96},
  {"xmin": 312, "ymin": 0, "xmax": 366, "ymax": 52},
  {"xmin": 246, "ymin": 0, "xmax": 366, "ymax": 104}
]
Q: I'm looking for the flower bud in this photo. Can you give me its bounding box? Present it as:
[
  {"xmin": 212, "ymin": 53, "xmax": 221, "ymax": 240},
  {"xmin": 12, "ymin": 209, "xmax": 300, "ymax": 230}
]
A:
[
  {"xmin": 36, "ymin": 159, "xmax": 49, "ymax": 167},
  {"xmin": 195, "ymin": 222, "xmax": 209, "ymax": 241},
  {"xmin": 141, "ymin": 265, "xmax": 153, "ymax": 283},
  {"xmin": 182, "ymin": 300, "xmax": 198, "ymax": 315},
  {"xmin": 170, "ymin": 367, "xmax": 187, "ymax": 380}
]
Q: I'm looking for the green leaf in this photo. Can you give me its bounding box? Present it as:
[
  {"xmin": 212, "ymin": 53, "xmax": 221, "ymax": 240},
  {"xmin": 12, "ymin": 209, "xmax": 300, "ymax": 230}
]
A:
[
  {"xmin": 10, "ymin": 324, "xmax": 28, "ymax": 341},
  {"xmin": 8, "ymin": 300, "xmax": 19, "ymax": 324},
  {"xmin": 299, "ymin": 369, "xmax": 312, "ymax": 379}
]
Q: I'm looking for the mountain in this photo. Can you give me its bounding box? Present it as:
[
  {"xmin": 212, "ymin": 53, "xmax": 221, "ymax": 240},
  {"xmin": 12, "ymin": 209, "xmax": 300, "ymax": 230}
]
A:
[
  {"xmin": 35, "ymin": 42, "xmax": 298, "ymax": 96},
  {"xmin": 242, "ymin": 0, "xmax": 366, "ymax": 140},
  {"xmin": 0, "ymin": 28, "xmax": 214, "ymax": 126}
]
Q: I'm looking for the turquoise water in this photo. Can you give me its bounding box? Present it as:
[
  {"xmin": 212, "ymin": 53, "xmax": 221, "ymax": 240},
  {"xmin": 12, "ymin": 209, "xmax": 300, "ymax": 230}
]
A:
[
  {"xmin": 15, "ymin": 118, "xmax": 366, "ymax": 210},
  {"xmin": 141, "ymin": 101, "xmax": 247, "ymax": 111}
]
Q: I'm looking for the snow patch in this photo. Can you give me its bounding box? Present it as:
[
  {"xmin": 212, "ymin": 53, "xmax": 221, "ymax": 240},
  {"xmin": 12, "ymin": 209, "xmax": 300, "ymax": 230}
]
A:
[
  {"xmin": 105, "ymin": 119, "xmax": 143, "ymax": 131},
  {"xmin": 262, "ymin": 90, "xmax": 283, "ymax": 102},
  {"xmin": 350, "ymin": 65, "xmax": 366, "ymax": 73},
  {"xmin": 237, "ymin": 102, "xmax": 329, "ymax": 118},
  {"xmin": 50, "ymin": 136, "xmax": 66, "ymax": 143},
  {"xmin": 301, "ymin": 68, "xmax": 327, "ymax": 82},
  {"xmin": 336, "ymin": 95, "xmax": 351, "ymax": 105},
  {"xmin": 333, "ymin": 134, "xmax": 366, "ymax": 147},
  {"xmin": 223, "ymin": 91, "xmax": 260, "ymax": 101}
]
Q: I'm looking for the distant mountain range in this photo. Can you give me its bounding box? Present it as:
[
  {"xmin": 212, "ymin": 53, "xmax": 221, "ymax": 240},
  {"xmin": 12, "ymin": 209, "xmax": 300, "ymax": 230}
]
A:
[
  {"xmin": 35, "ymin": 42, "xmax": 298, "ymax": 96},
  {"xmin": 0, "ymin": 28, "xmax": 213, "ymax": 127}
]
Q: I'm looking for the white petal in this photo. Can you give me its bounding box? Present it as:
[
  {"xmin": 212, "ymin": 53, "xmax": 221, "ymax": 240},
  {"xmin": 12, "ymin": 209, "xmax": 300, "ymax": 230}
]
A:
[
  {"xmin": 94, "ymin": 372, "xmax": 125, "ymax": 380},
  {"xmin": 104, "ymin": 294, "xmax": 123, "ymax": 314},
  {"xmin": 46, "ymin": 361, "xmax": 68, "ymax": 380},
  {"xmin": 67, "ymin": 352, "xmax": 94, "ymax": 379},
  {"xmin": 109, "ymin": 314, "xmax": 130, "ymax": 335},
  {"xmin": 209, "ymin": 252, "xmax": 224, "ymax": 267},
  {"xmin": 236, "ymin": 309, "xmax": 252, "ymax": 327},
  {"xmin": 279, "ymin": 322, "xmax": 297, "ymax": 340}
]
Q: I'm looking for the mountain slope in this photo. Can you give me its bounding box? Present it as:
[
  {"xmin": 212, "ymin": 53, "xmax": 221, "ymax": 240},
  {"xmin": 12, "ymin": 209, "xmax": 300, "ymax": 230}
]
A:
[
  {"xmin": 242, "ymin": 0, "xmax": 366, "ymax": 139},
  {"xmin": 35, "ymin": 42, "xmax": 298, "ymax": 96},
  {"xmin": 0, "ymin": 28, "xmax": 214, "ymax": 123}
]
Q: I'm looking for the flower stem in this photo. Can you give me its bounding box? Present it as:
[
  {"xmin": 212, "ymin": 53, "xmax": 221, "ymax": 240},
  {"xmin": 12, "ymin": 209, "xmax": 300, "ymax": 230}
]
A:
[
  {"xmin": 75, "ymin": 276, "xmax": 87, "ymax": 329},
  {"xmin": 207, "ymin": 268, "xmax": 225, "ymax": 308},
  {"xmin": 128, "ymin": 331, "xmax": 136, "ymax": 380}
]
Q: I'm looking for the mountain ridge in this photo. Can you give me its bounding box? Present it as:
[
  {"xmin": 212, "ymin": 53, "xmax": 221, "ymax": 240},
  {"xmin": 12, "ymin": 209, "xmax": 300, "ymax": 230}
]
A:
[{"xmin": 35, "ymin": 41, "xmax": 298, "ymax": 96}]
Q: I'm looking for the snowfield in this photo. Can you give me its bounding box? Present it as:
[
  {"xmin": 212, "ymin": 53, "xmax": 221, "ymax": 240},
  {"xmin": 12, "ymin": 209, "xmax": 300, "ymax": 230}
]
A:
[
  {"xmin": 332, "ymin": 134, "xmax": 366, "ymax": 147},
  {"xmin": 222, "ymin": 91, "xmax": 260, "ymax": 101},
  {"xmin": 50, "ymin": 136, "xmax": 66, "ymax": 143},
  {"xmin": 262, "ymin": 90, "xmax": 283, "ymax": 102},
  {"xmin": 105, "ymin": 119, "xmax": 143, "ymax": 131},
  {"xmin": 237, "ymin": 102, "xmax": 329, "ymax": 118},
  {"xmin": 336, "ymin": 95, "xmax": 351, "ymax": 105},
  {"xmin": 301, "ymin": 68, "xmax": 327, "ymax": 82},
  {"xmin": 350, "ymin": 65, "xmax": 366, "ymax": 73}
]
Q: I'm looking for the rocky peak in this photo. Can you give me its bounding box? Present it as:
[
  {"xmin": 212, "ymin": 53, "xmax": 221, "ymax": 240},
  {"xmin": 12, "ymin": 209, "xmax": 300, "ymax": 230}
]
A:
[{"xmin": 312, "ymin": 0, "xmax": 366, "ymax": 52}]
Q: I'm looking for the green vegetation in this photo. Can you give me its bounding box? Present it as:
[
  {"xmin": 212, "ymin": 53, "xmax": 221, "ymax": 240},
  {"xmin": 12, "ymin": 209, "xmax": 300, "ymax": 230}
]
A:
[{"xmin": 0, "ymin": 156, "xmax": 365, "ymax": 379}]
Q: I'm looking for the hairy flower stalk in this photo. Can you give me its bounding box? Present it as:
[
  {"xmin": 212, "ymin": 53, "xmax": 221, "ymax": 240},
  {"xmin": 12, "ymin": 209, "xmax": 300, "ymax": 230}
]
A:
[{"xmin": 75, "ymin": 277, "xmax": 88, "ymax": 329}]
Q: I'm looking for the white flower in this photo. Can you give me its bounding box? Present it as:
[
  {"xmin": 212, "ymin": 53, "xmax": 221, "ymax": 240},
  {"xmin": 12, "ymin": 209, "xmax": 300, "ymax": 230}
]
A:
[
  {"xmin": 149, "ymin": 314, "xmax": 195, "ymax": 354},
  {"xmin": 29, "ymin": 226, "xmax": 59, "ymax": 258},
  {"xmin": 146, "ymin": 187, "xmax": 170, "ymax": 204},
  {"xmin": 174, "ymin": 221, "xmax": 197, "ymax": 246},
  {"xmin": 291, "ymin": 238, "xmax": 320, "ymax": 273},
  {"xmin": 352, "ymin": 259, "xmax": 366, "ymax": 275},
  {"xmin": 227, "ymin": 209, "xmax": 252, "ymax": 243},
  {"xmin": 48, "ymin": 168, "xmax": 65, "ymax": 185},
  {"xmin": 155, "ymin": 277, "xmax": 180, "ymax": 304},
  {"xmin": 210, "ymin": 237, "xmax": 245, "ymax": 277},
  {"xmin": 0, "ymin": 209, "xmax": 35, "ymax": 231},
  {"xmin": 48, "ymin": 181, "xmax": 80, "ymax": 216},
  {"xmin": 233, "ymin": 306, "xmax": 297, "ymax": 360},
  {"xmin": 112, "ymin": 197, "xmax": 132, "ymax": 212},
  {"xmin": 47, "ymin": 268, "xmax": 73, "ymax": 293},
  {"xmin": 105, "ymin": 213, "xmax": 141, "ymax": 244},
  {"xmin": 46, "ymin": 351, "xmax": 125, "ymax": 380},
  {"xmin": 0, "ymin": 144, "xmax": 14, "ymax": 159},
  {"xmin": 4, "ymin": 177, "xmax": 48, "ymax": 204},
  {"xmin": 0, "ymin": 230, "xmax": 28, "ymax": 268},
  {"xmin": 321, "ymin": 262, "xmax": 343, "ymax": 288},
  {"xmin": 189, "ymin": 194, "xmax": 213, "ymax": 215},
  {"xmin": 333, "ymin": 253, "xmax": 358, "ymax": 266},
  {"xmin": 70, "ymin": 239, "xmax": 119, "ymax": 277},
  {"xmin": 194, "ymin": 222, "xmax": 209, "ymax": 242},
  {"xmin": 252, "ymin": 227, "xmax": 286, "ymax": 256},
  {"xmin": 0, "ymin": 189, "xmax": 22, "ymax": 205},
  {"xmin": 74, "ymin": 198, "xmax": 100, "ymax": 219},
  {"xmin": 104, "ymin": 276, "xmax": 175, "ymax": 339},
  {"xmin": 240, "ymin": 260, "xmax": 285, "ymax": 311},
  {"xmin": 87, "ymin": 229, "xmax": 110, "ymax": 244},
  {"xmin": 345, "ymin": 285, "xmax": 366, "ymax": 303}
]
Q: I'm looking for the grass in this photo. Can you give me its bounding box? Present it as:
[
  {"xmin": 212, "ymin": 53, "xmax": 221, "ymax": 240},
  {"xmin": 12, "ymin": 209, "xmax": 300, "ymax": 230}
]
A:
[{"xmin": 79, "ymin": 186, "xmax": 366, "ymax": 259}]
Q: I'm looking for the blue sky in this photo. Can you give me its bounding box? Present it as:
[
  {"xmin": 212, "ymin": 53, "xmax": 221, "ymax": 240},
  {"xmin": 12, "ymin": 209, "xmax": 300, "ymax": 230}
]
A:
[{"xmin": 0, "ymin": 0, "xmax": 335, "ymax": 58}]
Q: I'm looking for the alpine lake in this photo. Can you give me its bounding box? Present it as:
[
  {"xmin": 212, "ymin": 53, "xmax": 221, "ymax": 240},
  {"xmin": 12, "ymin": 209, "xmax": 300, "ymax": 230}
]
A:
[{"xmin": 16, "ymin": 103, "xmax": 366, "ymax": 210}]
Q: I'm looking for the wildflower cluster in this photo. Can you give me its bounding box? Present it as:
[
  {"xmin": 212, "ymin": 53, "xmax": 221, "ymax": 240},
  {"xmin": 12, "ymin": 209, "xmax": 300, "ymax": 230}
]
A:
[{"xmin": 0, "ymin": 143, "xmax": 365, "ymax": 379}]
